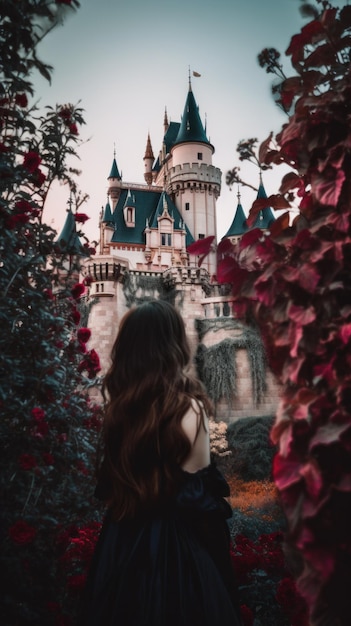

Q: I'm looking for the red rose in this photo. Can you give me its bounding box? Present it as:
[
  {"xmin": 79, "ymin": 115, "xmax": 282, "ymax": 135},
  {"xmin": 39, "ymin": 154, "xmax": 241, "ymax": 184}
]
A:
[
  {"xmin": 42, "ymin": 452, "xmax": 54, "ymax": 465},
  {"xmin": 33, "ymin": 168, "xmax": 46, "ymax": 187},
  {"xmin": 71, "ymin": 283, "xmax": 85, "ymax": 299},
  {"xmin": 58, "ymin": 106, "xmax": 72, "ymax": 119},
  {"xmin": 9, "ymin": 520, "xmax": 37, "ymax": 545},
  {"xmin": 71, "ymin": 307, "xmax": 81, "ymax": 325},
  {"xmin": 19, "ymin": 453, "xmax": 37, "ymax": 470},
  {"xmin": 23, "ymin": 151, "xmax": 41, "ymax": 173},
  {"xmin": 69, "ymin": 122, "xmax": 78, "ymax": 135},
  {"xmin": 77, "ymin": 327, "xmax": 91, "ymax": 344},
  {"xmin": 83, "ymin": 275, "xmax": 93, "ymax": 286},
  {"xmin": 31, "ymin": 407, "xmax": 46, "ymax": 421},
  {"xmin": 32, "ymin": 421, "xmax": 49, "ymax": 438},
  {"xmin": 240, "ymin": 604, "xmax": 254, "ymax": 626},
  {"xmin": 74, "ymin": 213, "xmax": 89, "ymax": 224},
  {"xmin": 15, "ymin": 93, "xmax": 28, "ymax": 108}
]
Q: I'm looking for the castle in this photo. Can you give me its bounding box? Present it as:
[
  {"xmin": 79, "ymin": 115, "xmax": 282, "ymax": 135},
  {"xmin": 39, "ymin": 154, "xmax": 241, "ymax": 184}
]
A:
[{"xmin": 59, "ymin": 79, "xmax": 280, "ymax": 422}]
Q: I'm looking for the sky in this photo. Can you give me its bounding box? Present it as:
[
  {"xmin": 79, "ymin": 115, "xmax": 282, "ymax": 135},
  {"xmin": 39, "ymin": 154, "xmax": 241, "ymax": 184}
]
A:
[{"xmin": 33, "ymin": 0, "xmax": 322, "ymax": 243}]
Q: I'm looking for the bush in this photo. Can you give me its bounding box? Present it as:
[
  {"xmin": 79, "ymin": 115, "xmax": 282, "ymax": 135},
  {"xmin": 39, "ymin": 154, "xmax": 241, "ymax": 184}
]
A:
[{"xmin": 227, "ymin": 415, "xmax": 276, "ymax": 481}]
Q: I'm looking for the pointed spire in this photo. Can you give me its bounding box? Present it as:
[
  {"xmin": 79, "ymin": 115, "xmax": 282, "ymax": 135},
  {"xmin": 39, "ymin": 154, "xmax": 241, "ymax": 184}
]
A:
[
  {"xmin": 174, "ymin": 85, "xmax": 211, "ymax": 147},
  {"xmin": 252, "ymin": 176, "xmax": 276, "ymax": 229},
  {"xmin": 163, "ymin": 107, "xmax": 169, "ymax": 134},
  {"xmin": 143, "ymin": 133, "xmax": 154, "ymax": 160},
  {"xmin": 223, "ymin": 186, "xmax": 248, "ymax": 238},
  {"xmin": 108, "ymin": 147, "xmax": 121, "ymax": 179},
  {"xmin": 56, "ymin": 208, "xmax": 87, "ymax": 256}
]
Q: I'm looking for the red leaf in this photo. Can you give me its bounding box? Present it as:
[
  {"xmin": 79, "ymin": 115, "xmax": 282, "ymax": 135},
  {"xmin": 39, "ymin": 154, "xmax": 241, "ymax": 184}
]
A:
[
  {"xmin": 299, "ymin": 460, "xmax": 323, "ymax": 499},
  {"xmin": 187, "ymin": 235, "xmax": 215, "ymax": 257},
  {"xmin": 279, "ymin": 172, "xmax": 303, "ymax": 194},
  {"xmin": 217, "ymin": 257, "xmax": 248, "ymax": 291},
  {"xmin": 290, "ymin": 324, "xmax": 303, "ymax": 358},
  {"xmin": 304, "ymin": 42, "xmax": 337, "ymax": 69},
  {"xmin": 273, "ymin": 453, "xmax": 302, "ymax": 491},
  {"xmin": 312, "ymin": 169, "xmax": 345, "ymax": 206},
  {"xmin": 288, "ymin": 304, "xmax": 316, "ymax": 326},
  {"xmin": 340, "ymin": 323, "xmax": 351, "ymax": 345},
  {"xmin": 269, "ymin": 211, "xmax": 290, "ymax": 238},
  {"xmin": 258, "ymin": 131, "xmax": 273, "ymax": 164},
  {"xmin": 238, "ymin": 228, "xmax": 262, "ymax": 251},
  {"xmin": 309, "ymin": 422, "xmax": 351, "ymax": 450}
]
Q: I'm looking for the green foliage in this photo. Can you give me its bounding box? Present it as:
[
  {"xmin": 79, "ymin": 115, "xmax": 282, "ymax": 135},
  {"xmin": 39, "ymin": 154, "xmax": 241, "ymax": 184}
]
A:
[
  {"xmin": 227, "ymin": 415, "xmax": 276, "ymax": 481},
  {"xmin": 0, "ymin": 1, "xmax": 104, "ymax": 624},
  {"xmin": 220, "ymin": 2, "xmax": 351, "ymax": 623}
]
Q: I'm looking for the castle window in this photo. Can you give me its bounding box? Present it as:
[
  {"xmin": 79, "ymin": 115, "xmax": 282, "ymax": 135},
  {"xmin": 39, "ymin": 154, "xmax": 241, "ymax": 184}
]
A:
[
  {"xmin": 161, "ymin": 233, "xmax": 172, "ymax": 246},
  {"xmin": 198, "ymin": 152, "xmax": 203, "ymax": 160},
  {"xmin": 185, "ymin": 202, "xmax": 190, "ymax": 211},
  {"xmin": 127, "ymin": 208, "xmax": 133, "ymax": 222},
  {"xmin": 198, "ymin": 233, "xmax": 205, "ymax": 239}
]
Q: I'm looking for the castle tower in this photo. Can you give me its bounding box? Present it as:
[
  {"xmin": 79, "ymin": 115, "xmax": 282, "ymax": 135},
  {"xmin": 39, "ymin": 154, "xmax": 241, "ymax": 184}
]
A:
[
  {"xmin": 157, "ymin": 80, "xmax": 221, "ymax": 277},
  {"xmin": 108, "ymin": 152, "xmax": 122, "ymax": 210}
]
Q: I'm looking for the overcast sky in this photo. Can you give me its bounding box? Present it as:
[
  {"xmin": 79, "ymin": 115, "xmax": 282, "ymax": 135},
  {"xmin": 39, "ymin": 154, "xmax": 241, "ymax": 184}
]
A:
[{"xmin": 33, "ymin": 0, "xmax": 332, "ymax": 242}]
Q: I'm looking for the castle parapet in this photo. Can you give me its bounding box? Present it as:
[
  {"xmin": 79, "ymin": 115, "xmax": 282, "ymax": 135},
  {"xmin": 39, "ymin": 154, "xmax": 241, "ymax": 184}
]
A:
[{"xmin": 162, "ymin": 265, "xmax": 210, "ymax": 291}]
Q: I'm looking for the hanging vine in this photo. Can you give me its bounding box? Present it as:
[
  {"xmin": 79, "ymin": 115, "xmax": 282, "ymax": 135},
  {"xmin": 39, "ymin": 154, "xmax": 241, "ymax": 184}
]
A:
[
  {"xmin": 195, "ymin": 327, "xmax": 267, "ymax": 407},
  {"xmin": 122, "ymin": 272, "xmax": 181, "ymax": 308}
]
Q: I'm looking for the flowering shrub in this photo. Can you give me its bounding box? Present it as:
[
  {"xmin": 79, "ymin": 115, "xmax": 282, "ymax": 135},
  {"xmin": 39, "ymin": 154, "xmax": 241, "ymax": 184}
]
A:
[
  {"xmin": 0, "ymin": 1, "xmax": 104, "ymax": 624},
  {"xmin": 233, "ymin": 532, "xmax": 309, "ymax": 626},
  {"xmin": 190, "ymin": 1, "xmax": 351, "ymax": 623}
]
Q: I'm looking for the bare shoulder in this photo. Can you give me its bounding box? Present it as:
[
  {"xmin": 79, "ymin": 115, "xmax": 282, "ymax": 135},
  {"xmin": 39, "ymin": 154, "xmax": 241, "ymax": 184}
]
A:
[
  {"xmin": 181, "ymin": 399, "xmax": 208, "ymax": 444},
  {"xmin": 181, "ymin": 399, "xmax": 211, "ymax": 472}
]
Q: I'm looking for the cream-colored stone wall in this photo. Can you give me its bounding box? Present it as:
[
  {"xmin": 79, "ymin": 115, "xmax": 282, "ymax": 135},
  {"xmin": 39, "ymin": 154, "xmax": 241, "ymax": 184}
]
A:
[{"xmin": 86, "ymin": 274, "xmax": 281, "ymax": 423}]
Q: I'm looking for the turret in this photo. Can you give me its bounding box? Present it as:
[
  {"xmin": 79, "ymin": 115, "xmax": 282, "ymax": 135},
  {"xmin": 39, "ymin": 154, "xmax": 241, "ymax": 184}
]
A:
[
  {"xmin": 143, "ymin": 133, "xmax": 154, "ymax": 186},
  {"xmin": 108, "ymin": 152, "xmax": 122, "ymax": 209},
  {"xmin": 222, "ymin": 189, "xmax": 248, "ymax": 245}
]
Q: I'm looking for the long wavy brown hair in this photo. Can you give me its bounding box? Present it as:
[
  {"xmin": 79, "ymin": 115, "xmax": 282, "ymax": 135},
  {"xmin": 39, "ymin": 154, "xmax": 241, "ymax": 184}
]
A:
[{"xmin": 97, "ymin": 299, "xmax": 212, "ymax": 520}]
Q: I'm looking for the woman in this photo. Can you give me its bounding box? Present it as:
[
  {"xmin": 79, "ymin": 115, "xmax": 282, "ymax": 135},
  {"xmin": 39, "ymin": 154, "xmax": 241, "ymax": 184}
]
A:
[{"xmin": 79, "ymin": 300, "xmax": 242, "ymax": 626}]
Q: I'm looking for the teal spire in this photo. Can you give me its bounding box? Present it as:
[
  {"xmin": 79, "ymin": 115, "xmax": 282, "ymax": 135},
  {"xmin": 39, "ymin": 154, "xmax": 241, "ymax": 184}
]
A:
[
  {"xmin": 108, "ymin": 157, "xmax": 121, "ymax": 180},
  {"xmin": 102, "ymin": 200, "xmax": 113, "ymax": 224},
  {"xmin": 252, "ymin": 176, "xmax": 275, "ymax": 229},
  {"xmin": 174, "ymin": 83, "xmax": 211, "ymax": 146},
  {"xmin": 224, "ymin": 189, "xmax": 248, "ymax": 237},
  {"xmin": 56, "ymin": 210, "xmax": 87, "ymax": 256}
]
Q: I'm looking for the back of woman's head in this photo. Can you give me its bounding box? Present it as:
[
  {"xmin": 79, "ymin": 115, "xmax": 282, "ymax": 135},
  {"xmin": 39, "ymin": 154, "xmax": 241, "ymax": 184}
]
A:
[{"xmin": 104, "ymin": 299, "xmax": 190, "ymax": 399}]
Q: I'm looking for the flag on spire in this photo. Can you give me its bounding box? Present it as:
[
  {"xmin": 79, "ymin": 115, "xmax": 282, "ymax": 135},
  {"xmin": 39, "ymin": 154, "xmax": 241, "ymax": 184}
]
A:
[{"xmin": 193, "ymin": 71, "xmax": 201, "ymax": 77}]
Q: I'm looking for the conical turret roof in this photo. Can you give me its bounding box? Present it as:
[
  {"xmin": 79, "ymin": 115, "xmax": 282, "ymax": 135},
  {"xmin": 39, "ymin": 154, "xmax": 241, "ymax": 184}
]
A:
[
  {"xmin": 224, "ymin": 194, "xmax": 248, "ymax": 237},
  {"xmin": 108, "ymin": 157, "xmax": 121, "ymax": 180},
  {"xmin": 252, "ymin": 180, "xmax": 275, "ymax": 229},
  {"xmin": 56, "ymin": 210, "xmax": 87, "ymax": 256},
  {"xmin": 174, "ymin": 84, "xmax": 211, "ymax": 147}
]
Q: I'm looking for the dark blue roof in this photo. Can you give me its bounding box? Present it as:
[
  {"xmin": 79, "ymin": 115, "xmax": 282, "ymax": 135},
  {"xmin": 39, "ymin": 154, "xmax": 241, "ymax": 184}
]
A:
[
  {"xmin": 56, "ymin": 210, "xmax": 87, "ymax": 256},
  {"xmin": 111, "ymin": 189, "xmax": 162, "ymax": 245},
  {"xmin": 164, "ymin": 121, "xmax": 181, "ymax": 154},
  {"xmin": 102, "ymin": 201, "xmax": 113, "ymax": 224},
  {"xmin": 110, "ymin": 188, "xmax": 195, "ymax": 247},
  {"xmin": 252, "ymin": 182, "xmax": 275, "ymax": 229},
  {"xmin": 149, "ymin": 191, "xmax": 195, "ymax": 246},
  {"xmin": 174, "ymin": 87, "xmax": 211, "ymax": 147},
  {"xmin": 108, "ymin": 158, "xmax": 121, "ymax": 179},
  {"xmin": 224, "ymin": 201, "xmax": 248, "ymax": 237}
]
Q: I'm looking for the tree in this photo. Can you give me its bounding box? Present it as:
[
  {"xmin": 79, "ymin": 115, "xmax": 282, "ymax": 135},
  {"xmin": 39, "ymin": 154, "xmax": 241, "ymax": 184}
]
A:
[
  {"xmin": 190, "ymin": 2, "xmax": 351, "ymax": 624},
  {"xmin": 0, "ymin": 2, "xmax": 103, "ymax": 624}
]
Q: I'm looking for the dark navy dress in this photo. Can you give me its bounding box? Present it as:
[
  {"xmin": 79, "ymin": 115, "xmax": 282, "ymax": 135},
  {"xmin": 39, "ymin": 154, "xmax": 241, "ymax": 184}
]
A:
[{"xmin": 78, "ymin": 464, "xmax": 242, "ymax": 626}]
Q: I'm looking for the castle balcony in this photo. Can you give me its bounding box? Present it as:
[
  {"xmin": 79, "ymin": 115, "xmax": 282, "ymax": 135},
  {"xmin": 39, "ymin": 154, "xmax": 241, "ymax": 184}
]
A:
[{"xmin": 83, "ymin": 261, "xmax": 127, "ymax": 296}]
